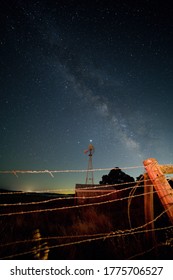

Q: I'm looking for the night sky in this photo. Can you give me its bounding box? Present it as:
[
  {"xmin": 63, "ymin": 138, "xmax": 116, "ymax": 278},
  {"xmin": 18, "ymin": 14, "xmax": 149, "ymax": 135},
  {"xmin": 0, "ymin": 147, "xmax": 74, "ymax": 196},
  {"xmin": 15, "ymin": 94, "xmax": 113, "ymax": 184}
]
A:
[{"xmin": 0, "ymin": 0, "xmax": 173, "ymax": 192}]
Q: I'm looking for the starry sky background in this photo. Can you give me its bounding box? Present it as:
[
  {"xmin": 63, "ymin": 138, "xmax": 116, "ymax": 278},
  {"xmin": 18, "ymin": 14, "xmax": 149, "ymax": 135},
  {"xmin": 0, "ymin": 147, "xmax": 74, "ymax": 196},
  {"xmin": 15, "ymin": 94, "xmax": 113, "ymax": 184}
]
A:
[{"xmin": 0, "ymin": 0, "xmax": 173, "ymax": 192}]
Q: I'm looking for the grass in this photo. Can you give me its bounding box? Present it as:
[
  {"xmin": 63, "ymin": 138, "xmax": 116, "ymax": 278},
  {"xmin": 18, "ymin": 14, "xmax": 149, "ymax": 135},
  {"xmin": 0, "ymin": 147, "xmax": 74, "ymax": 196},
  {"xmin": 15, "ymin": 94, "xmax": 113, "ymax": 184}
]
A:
[{"xmin": 0, "ymin": 191, "xmax": 172, "ymax": 260}]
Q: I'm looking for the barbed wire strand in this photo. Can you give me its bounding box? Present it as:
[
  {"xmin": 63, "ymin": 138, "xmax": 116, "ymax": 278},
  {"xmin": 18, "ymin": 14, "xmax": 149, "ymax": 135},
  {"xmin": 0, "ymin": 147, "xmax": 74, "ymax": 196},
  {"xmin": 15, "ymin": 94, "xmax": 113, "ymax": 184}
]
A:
[
  {"xmin": 1, "ymin": 178, "xmax": 171, "ymax": 209},
  {"xmin": 0, "ymin": 165, "xmax": 144, "ymax": 176},
  {"xmin": 0, "ymin": 174, "xmax": 172, "ymax": 197},
  {"xmin": 0, "ymin": 184, "xmax": 146, "ymax": 207},
  {"xmin": 1, "ymin": 175, "xmax": 171, "ymax": 195},
  {"xmin": 0, "ymin": 188, "xmax": 164, "ymax": 217},
  {"xmin": 0, "ymin": 233, "xmax": 107, "ymax": 248},
  {"xmin": 0, "ymin": 203, "xmax": 172, "ymax": 250},
  {"xmin": 1, "ymin": 223, "xmax": 172, "ymax": 260},
  {"xmin": 128, "ymin": 185, "xmax": 140, "ymax": 230},
  {"xmin": 128, "ymin": 243, "xmax": 165, "ymax": 260},
  {"xmin": 0, "ymin": 179, "xmax": 145, "ymax": 196},
  {"xmin": 0, "ymin": 221, "xmax": 172, "ymax": 250},
  {"xmin": 0, "ymin": 202, "xmax": 173, "ymax": 259},
  {"xmin": 0, "ymin": 178, "xmax": 150, "ymax": 196},
  {"xmin": 2, "ymin": 182, "xmax": 171, "ymax": 209}
]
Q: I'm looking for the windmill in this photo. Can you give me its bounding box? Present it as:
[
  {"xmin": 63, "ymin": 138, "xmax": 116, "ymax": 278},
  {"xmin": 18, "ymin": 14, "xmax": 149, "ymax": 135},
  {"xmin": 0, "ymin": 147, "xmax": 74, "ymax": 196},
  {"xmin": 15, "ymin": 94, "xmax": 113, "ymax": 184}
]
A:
[{"xmin": 84, "ymin": 141, "xmax": 95, "ymax": 185}]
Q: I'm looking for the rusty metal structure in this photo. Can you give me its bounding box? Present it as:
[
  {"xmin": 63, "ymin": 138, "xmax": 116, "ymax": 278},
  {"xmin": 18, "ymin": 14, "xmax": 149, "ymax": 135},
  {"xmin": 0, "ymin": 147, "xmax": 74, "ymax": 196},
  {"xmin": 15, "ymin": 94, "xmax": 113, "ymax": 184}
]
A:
[{"xmin": 85, "ymin": 142, "xmax": 95, "ymax": 185}]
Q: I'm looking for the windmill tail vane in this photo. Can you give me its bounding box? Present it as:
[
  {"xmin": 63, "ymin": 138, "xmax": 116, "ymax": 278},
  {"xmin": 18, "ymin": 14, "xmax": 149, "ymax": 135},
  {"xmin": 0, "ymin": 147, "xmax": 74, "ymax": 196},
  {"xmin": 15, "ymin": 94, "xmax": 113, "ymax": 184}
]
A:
[{"xmin": 84, "ymin": 143, "xmax": 95, "ymax": 155}]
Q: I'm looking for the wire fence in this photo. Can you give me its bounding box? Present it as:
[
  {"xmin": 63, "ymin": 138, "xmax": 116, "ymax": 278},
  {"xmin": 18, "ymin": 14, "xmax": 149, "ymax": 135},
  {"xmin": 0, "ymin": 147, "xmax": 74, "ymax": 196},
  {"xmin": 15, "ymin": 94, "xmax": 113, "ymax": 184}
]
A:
[
  {"xmin": 0, "ymin": 164, "xmax": 145, "ymax": 176},
  {"xmin": 0, "ymin": 164, "xmax": 173, "ymax": 260}
]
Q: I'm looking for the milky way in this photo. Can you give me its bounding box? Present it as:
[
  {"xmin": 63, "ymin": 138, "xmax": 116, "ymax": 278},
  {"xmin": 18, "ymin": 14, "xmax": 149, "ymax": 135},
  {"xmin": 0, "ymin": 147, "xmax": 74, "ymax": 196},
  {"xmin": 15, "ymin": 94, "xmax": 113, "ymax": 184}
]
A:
[{"xmin": 0, "ymin": 0, "xmax": 173, "ymax": 191}]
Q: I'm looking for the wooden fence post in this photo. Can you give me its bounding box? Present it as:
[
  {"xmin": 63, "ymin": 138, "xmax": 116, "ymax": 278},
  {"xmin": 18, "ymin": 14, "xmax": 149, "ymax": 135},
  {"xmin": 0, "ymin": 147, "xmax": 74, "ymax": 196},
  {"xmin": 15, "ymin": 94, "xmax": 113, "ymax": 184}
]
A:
[{"xmin": 143, "ymin": 158, "xmax": 173, "ymax": 225}]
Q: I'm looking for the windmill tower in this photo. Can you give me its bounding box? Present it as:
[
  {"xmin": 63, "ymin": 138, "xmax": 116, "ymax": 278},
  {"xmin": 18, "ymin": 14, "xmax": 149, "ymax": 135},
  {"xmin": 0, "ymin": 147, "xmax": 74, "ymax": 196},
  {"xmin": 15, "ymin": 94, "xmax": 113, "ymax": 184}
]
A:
[{"xmin": 84, "ymin": 142, "xmax": 95, "ymax": 185}]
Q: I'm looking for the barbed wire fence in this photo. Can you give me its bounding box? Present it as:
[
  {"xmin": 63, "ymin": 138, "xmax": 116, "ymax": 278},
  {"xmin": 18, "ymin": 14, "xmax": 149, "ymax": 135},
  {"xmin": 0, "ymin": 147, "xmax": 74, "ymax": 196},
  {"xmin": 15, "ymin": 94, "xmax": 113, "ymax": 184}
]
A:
[{"xmin": 0, "ymin": 164, "xmax": 173, "ymax": 260}]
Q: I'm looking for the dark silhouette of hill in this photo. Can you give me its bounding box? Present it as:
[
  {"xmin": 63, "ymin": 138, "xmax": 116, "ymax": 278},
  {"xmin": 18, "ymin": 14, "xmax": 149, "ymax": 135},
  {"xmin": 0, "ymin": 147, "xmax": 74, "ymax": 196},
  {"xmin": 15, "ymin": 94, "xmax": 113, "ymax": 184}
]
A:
[{"xmin": 0, "ymin": 188, "xmax": 22, "ymax": 193}]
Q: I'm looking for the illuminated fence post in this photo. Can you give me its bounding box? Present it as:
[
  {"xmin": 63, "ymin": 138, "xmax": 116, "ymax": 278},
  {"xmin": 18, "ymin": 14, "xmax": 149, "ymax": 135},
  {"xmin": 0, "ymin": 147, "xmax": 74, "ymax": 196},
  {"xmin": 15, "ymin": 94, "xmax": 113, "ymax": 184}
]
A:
[
  {"xmin": 32, "ymin": 229, "xmax": 49, "ymax": 260},
  {"xmin": 143, "ymin": 158, "xmax": 173, "ymax": 225}
]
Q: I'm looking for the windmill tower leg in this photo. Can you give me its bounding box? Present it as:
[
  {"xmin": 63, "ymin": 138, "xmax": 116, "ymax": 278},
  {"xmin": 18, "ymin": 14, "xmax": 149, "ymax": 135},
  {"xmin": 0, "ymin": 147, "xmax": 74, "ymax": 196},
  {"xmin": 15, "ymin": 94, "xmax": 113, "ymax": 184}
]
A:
[{"xmin": 86, "ymin": 153, "xmax": 94, "ymax": 184}]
